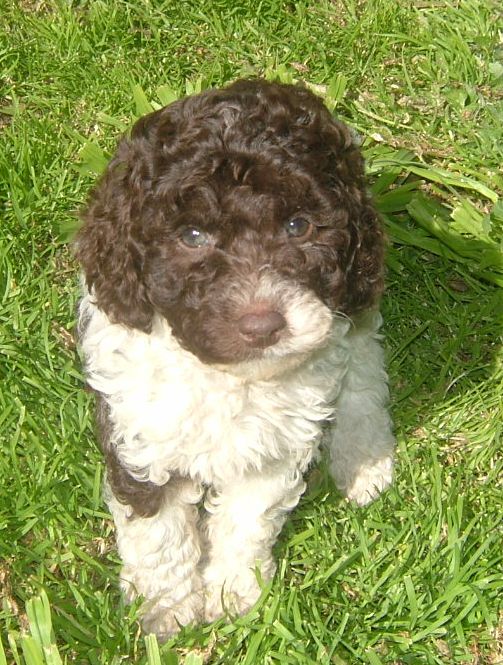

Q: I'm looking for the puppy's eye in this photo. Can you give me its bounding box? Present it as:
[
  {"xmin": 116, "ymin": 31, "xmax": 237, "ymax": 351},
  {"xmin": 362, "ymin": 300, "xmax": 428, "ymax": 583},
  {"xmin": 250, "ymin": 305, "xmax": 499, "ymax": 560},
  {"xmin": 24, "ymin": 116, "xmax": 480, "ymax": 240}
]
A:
[
  {"xmin": 181, "ymin": 226, "xmax": 211, "ymax": 248},
  {"xmin": 284, "ymin": 217, "xmax": 313, "ymax": 240}
]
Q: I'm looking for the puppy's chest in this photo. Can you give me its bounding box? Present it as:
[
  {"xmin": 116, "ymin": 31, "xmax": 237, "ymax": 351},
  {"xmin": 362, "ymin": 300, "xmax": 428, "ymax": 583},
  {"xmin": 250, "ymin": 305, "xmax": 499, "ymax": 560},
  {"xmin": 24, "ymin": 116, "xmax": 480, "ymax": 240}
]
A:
[
  {"xmin": 82, "ymin": 311, "xmax": 349, "ymax": 483},
  {"xmin": 111, "ymin": 360, "xmax": 342, "ymax": 483}
]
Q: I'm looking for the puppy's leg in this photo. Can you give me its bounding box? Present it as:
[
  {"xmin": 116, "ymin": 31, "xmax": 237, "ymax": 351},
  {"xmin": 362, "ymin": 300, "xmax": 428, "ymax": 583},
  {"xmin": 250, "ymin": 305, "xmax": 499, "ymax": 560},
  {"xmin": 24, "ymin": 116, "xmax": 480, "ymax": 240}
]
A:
[
  {"xmin": 203, "ymin": 467, "xmax": 305, "ymax": 622},
  {"xmin": 328, "ymin": 311, "xmax": 395, "ymax": 506},
  {"xmin": 107, "ymin": 477, "xmax": 203, "ymax": 640}
]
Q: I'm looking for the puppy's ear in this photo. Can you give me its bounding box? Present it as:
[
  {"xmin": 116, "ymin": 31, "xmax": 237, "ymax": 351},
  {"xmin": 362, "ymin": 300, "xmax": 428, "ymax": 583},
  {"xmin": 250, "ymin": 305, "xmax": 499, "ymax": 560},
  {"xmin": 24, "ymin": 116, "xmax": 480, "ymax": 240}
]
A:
[
  {"xmin": 343, "ymin": 189, "xmax": 385, "ymax": 315},
  {"xmin": 75, "ymin": 117, "xmax": 159, "ymax": 331},
  {"xmin": 323, "ymin": 120, "xmax": 385, "ymax": 314}
]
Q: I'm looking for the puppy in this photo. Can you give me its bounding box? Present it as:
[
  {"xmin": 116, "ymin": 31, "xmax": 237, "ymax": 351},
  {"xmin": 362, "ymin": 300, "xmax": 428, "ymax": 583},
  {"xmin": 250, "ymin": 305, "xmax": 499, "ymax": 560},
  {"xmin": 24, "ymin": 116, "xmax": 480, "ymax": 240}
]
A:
[{"xmin": 76, "ymin": 79, "xmax": 395, "ymax": 639}]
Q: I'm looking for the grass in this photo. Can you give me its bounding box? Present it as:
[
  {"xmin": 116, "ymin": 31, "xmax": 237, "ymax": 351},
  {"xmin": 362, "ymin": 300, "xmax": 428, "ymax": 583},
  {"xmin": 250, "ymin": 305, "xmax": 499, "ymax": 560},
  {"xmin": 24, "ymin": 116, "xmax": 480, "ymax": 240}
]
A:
[{"xmin": 1, "ymin": 0, "xmax": 502, "ymax": 663}]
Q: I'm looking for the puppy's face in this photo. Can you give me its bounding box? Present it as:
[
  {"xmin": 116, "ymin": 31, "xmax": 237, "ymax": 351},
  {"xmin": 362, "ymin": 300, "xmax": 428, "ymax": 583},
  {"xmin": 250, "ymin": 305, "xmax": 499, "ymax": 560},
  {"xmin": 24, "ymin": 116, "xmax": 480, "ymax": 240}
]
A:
[
  {"xmin": 140, "ymin": 158, "xmax": 350, "ymax": 364},
  {"xmin": 77, "ymin": 80, "xmax": 384, "ymax": 366}
]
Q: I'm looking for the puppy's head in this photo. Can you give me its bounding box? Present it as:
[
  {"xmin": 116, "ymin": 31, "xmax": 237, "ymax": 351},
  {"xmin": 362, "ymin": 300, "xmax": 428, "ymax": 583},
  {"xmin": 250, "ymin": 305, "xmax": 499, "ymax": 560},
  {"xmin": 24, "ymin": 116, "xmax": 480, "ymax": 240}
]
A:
[{"xmin": 76, "ymin": 80, "xmax": 384, "ymax": 366}]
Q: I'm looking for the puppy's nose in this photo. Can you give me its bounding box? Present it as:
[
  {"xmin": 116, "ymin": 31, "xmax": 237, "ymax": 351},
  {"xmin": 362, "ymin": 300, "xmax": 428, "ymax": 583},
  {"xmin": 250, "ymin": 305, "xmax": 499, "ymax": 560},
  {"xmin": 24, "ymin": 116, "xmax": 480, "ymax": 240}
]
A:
[{"xmin": 238, "ymin": 310, "xmax": 287, "ymax": 345}]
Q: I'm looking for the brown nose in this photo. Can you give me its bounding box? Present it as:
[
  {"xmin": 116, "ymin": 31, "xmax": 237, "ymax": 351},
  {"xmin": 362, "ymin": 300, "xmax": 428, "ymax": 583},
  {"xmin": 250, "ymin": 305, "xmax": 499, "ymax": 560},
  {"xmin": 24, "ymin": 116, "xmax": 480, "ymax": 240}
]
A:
[{"xmin": 238, "ymin": 310, "xmax": 287, "ymax": 345}]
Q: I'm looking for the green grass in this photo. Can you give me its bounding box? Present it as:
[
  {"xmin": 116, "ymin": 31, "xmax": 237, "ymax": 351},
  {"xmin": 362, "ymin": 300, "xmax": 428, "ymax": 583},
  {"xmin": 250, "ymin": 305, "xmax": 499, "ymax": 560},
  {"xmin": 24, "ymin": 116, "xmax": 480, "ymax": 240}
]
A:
[{"xmin": 1, "ymin": 0, "xmax": 502, "ymax": 663}]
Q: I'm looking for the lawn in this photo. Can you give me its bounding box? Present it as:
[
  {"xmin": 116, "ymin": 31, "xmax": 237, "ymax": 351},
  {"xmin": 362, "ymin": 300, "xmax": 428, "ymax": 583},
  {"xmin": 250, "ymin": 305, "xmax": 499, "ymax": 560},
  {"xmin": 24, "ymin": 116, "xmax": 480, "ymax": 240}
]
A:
[{"xmin": 1, "ymin": 0, "xmax": 502, "ymax": 663}]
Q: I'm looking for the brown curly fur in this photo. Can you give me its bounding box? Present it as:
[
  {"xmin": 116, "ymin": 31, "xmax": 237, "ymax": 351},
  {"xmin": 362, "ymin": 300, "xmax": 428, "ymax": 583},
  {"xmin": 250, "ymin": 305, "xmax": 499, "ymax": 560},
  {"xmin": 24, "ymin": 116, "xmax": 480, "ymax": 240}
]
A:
[{"xmin": 77, "ymin": 80, "xmax": 385, "ymax": 512}]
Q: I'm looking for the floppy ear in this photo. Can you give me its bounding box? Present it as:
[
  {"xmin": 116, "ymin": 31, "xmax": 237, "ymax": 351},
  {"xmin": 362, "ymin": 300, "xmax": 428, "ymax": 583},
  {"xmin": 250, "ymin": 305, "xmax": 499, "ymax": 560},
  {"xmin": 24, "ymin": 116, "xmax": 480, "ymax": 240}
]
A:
[
  {"xmin": 75, "ymin": 119, "xmax": 159, "ymax": 332},
  {"xmin": 342, "ymin": 187, "xmax": 385, "ymax": 315},
  {"xmin": 322, "ymin": 118, "xmax": 385, "ymax": 315}
]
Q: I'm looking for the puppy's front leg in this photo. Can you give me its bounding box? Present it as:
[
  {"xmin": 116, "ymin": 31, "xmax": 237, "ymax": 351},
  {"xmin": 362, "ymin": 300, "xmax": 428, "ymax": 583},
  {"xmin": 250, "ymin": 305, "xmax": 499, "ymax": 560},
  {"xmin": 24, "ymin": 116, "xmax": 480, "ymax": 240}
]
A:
[
  {"xmin": 107, "ymin": 477, "xmax": 203, "ymax": 640},
  {"xmin": 328, "ymin": 311, "xmax": 395, "ymax": 506},
  {"xmin": 203, "ymin": 467, "xmax": 306, "ymax": 622}
]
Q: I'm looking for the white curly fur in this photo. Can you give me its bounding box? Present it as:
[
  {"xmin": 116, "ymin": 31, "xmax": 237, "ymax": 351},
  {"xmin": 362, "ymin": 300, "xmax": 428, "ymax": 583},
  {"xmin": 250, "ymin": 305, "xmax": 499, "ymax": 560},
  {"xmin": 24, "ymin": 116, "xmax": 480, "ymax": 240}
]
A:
[{"xmin": 79, "ymin": 273, "xmax": 394, "ymax": 638}]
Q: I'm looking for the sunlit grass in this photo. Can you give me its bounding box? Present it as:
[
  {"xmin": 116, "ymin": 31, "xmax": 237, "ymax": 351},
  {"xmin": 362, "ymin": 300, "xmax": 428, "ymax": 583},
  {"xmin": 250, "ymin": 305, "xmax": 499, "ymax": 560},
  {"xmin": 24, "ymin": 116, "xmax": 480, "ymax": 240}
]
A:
[{"xmin": 1, "ymin": 0, "xmax": 502, "ymax": 663}]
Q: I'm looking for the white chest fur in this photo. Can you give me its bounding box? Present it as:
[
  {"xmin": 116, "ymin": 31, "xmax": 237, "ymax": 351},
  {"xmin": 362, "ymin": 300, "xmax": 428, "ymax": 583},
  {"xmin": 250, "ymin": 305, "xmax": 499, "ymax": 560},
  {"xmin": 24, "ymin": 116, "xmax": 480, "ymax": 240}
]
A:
[{"xmin": 79, "ymin": 296, "xmax": 351, "ymax": 486}]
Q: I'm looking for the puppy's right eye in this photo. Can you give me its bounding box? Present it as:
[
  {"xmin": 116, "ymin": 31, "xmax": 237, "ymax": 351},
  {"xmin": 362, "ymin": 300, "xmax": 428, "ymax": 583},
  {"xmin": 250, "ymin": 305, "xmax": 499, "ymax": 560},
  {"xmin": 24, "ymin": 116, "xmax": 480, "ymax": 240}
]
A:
[
  {"xmin": 284, "ymin": 217, "xmax": 313, "ymax": 240},
  {"xmin": 181, "ymin": 227, "xmax": 211, "ymax": 248}
]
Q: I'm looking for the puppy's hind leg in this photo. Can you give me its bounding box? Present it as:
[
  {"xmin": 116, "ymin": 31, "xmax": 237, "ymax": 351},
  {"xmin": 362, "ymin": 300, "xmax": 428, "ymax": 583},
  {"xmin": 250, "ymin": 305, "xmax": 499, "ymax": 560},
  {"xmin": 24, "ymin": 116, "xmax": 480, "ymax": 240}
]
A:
[{"xmin": 327, "ymin": 311, "xmax": 395, "ymax": 506}]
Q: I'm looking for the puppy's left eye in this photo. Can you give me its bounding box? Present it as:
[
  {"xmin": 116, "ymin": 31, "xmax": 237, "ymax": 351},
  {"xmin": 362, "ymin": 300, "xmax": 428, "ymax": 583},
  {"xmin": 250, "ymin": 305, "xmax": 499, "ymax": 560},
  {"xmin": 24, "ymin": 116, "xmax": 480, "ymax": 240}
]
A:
[
  {"xmin": 181, "ymin": 226, "xmax": 211, "ymax": 248},
  {"xmin": 284, "ymin": 217, "xmax": 313, "ymax": 240}
]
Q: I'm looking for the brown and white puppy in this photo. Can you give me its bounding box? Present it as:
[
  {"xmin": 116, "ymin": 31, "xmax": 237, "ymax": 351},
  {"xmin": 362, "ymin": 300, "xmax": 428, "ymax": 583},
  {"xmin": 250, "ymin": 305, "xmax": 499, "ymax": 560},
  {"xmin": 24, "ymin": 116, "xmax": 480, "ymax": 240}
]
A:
[{"xmin": 76, "ymin": 79, "xmax": 394, "ymax": 639}]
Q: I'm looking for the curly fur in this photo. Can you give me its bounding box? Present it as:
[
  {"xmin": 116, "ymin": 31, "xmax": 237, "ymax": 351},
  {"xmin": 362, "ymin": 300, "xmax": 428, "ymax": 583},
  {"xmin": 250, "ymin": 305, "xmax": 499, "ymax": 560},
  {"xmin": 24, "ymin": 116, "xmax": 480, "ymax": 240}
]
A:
[{"xmin": 76, "ymin": 79, "xmax": 395, "ymax": 639}]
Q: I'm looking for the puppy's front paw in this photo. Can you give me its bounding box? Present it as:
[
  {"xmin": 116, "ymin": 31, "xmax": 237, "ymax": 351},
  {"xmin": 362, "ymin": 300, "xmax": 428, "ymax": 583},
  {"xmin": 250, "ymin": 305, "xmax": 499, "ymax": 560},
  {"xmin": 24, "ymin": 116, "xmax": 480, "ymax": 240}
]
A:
[
  {"xmin": 204, "ymin": 566, "xmax": 268, "ymax": 623},
  {"xmin": 345, "ymin": 455, "xmax": 394, "ymax": 506},
  {"xmin": 204, "ymin": 583, "xmax": 259, "ymax": 623},
  {"xmin": 140, "ymin": 591, "xmax": 204, "ymax": 640}
]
